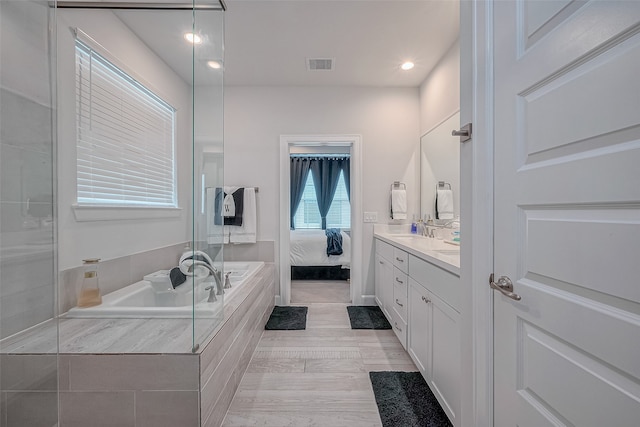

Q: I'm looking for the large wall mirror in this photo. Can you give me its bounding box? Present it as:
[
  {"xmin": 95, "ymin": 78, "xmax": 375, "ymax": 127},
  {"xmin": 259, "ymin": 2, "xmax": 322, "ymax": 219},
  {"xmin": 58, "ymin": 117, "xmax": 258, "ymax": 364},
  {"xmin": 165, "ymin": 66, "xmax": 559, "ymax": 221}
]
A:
[{"xmin": 420, "ymin": 111, "xmax": 460, "ymax": 222}]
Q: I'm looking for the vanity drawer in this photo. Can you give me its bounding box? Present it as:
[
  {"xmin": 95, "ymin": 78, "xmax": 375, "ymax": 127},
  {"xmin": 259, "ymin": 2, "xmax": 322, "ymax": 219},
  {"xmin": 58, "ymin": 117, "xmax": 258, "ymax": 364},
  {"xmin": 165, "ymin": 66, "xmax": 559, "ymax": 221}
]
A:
[
  {"xmin": 393, "ymin": 279, "xmax": 408, "ymax": 322},
  {"xmin": 393, "ymin": 247, "xmax": 409, "ymax": 273},
  {"xmin": 390, "ymin": 306, "xmax": 407, "ymax": 349},
  {"xmin": 376, "ymin": 239, "xmax": 394, "ymax": 261},
  {"xmin": 409, "ymin": 254, "xmax": 460, "ymax": 312}
]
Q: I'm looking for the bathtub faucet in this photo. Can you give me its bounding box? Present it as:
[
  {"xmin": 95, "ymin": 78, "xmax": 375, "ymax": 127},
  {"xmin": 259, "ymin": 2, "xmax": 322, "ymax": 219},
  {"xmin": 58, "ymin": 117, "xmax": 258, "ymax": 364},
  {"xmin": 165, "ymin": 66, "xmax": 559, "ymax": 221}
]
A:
[{"xmin": 180, "ymin": 260, "xmax": 224, "ymax": 300}]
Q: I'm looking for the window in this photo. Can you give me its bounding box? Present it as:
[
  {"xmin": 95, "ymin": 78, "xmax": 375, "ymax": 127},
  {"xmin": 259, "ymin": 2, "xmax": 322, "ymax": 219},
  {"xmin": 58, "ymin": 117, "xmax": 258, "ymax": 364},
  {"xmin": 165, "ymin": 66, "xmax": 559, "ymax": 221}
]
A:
[
  {"xmin": 293, "ymin": 171, "xmax": 351, "ymax": 229},
  {"xmin": 75, "ymin": 40, "xmax": 177, "ymax": 208}
]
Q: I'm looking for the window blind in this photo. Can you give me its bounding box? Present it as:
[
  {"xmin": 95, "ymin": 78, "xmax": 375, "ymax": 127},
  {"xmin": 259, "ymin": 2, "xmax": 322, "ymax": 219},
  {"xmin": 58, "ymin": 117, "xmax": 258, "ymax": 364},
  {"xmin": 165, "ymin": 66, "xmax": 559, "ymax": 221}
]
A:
[
  {"xmin": 75, "ymin": 40, "xmax": 177, "ymax": 207},
  {"xmin": 293, "ymin": 172, "xmax": 351, "ymax": 229}
]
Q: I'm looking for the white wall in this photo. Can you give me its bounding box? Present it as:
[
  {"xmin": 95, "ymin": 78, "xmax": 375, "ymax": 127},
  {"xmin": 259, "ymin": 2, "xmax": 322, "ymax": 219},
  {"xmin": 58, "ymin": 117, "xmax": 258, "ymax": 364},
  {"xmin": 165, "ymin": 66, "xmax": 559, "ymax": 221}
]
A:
[
  {"xmin": 420, "ymin": 39, "xmax": 460, "ymax": 134},
  {"xmin": 57, "ymin": 10, "xmax": 192, "ymax": 270},
  {"xmin": 224, "ymin": 86, "xmax": 420, "ymax": 295}
]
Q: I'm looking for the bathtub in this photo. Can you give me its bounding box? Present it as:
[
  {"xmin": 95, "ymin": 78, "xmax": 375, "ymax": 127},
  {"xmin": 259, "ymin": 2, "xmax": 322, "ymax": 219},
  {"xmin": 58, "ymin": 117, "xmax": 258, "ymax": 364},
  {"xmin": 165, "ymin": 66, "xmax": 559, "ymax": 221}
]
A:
[{"xmin": 65, "ymin": 261, "xmax": 264, "ymax": 318}]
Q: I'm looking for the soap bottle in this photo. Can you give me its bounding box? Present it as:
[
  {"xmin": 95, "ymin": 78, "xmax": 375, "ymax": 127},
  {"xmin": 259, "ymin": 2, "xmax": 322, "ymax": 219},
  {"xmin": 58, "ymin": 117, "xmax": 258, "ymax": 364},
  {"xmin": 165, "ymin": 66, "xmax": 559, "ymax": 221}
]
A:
[
  {"xmin": 77, "ymin": 258, "xmax": 102, "ymax": 308},
  {"xmin": 410, "ymin": 215, "xmax": 417, "ymax": 234}
]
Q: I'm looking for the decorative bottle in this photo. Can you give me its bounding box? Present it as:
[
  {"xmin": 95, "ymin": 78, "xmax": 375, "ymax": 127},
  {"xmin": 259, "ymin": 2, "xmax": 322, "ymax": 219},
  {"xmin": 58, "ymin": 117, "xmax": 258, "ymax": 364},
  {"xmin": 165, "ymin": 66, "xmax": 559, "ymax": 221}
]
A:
[{"xmin": 77, "ymin": 258, "xmax": 102, "ymax": 308}]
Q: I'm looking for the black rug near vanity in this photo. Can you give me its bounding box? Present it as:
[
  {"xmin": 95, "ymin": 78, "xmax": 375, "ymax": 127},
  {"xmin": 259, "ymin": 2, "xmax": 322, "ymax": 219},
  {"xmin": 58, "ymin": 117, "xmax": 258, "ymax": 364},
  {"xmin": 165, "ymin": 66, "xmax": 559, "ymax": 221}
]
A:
[
  {"xmin": 346, "ymin": 306, "xmax": 391, "ymax": 329},
  {"xmin": 369, "ymin": 371, "xmax": 452, "ymax": 427},
  {"xmin": 264, "ymin": 306, "xmax": 308, "ymax": 330}
]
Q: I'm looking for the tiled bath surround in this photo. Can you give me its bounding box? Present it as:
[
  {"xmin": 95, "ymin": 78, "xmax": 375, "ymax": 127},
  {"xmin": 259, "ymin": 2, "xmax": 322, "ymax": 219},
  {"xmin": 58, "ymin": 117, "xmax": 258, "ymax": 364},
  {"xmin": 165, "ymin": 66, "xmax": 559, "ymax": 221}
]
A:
[
  {"xmin": 3, "ymin": 263, "xmax": 276, "ymax": 426},
  {"xmin": 56, "ymin": 264, "xmax": 276, "ymax": 427}
]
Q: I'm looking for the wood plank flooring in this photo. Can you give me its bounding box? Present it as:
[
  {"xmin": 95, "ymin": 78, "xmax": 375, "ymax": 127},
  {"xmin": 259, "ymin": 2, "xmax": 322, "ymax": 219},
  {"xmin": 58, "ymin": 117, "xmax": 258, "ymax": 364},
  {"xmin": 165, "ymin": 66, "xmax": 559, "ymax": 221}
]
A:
[
  {"xmin": 222, "ymin": 286, "xmax": 418, "ymax": 426},
  {"xmin": 290, "ymin": 280, "xmax": 351, "ymax": 303}
]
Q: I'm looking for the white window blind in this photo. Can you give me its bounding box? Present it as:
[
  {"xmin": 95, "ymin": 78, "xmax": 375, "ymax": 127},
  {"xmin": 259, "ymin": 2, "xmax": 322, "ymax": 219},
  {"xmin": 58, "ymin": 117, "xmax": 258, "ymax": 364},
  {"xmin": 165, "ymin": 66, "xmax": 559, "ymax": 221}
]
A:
[
  {"xmin": 75, "ymin": 40, "xmax": 177, "ymax": 208},
  {"xmin": 293, "ymin": 171, "xmax": 351, "ymax": 229}
]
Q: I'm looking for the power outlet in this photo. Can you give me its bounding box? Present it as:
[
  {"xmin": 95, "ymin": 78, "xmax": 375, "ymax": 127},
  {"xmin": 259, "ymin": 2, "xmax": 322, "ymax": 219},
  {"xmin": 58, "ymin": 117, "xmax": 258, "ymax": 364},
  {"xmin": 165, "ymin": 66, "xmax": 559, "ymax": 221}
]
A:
[{"xmin": 363, "ymin": 212, "xmax": 378, "ymax": 223}]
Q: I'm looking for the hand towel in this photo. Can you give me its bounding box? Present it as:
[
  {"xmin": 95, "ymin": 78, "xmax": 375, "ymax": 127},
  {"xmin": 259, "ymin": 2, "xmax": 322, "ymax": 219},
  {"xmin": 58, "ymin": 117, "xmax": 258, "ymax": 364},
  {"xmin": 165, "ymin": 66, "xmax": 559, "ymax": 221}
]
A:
[
  {"xmin": 207, "ymin": 187, "xmax": 229, "ymax": 244},
  {"xmin": 436, "ymin": 189, "xmax": 454, "ymax": 219},
  {"xmin": 230, "ymin": 187, "xmax": 256, "ymax": 244},
  {"xmin": 391, "ymin": 189, "xmax": 407, "ymax": 220}
]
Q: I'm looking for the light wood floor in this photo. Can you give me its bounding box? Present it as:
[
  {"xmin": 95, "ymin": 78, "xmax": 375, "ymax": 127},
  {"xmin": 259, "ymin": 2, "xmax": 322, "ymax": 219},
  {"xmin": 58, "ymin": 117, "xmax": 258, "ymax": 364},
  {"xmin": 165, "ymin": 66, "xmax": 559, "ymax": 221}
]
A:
[
  {"xmin": 222, "ymin": 284, "xmax": 418, "ymax": 426},
  {"xmin": 290, "ymin": 280, "xmax": 351, "ymax": 303}
]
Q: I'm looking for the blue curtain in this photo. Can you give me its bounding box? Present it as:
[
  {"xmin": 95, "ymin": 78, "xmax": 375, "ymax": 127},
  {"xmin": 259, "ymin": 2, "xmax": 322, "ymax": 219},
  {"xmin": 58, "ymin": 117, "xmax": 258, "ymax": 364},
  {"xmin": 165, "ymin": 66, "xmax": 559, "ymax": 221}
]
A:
[
  {"xmin": 340, "ymin": 159, "xmax": 350, "ymax": 201},
  {"xmin": 290, "ymin": 157, "xmax": 311, "ymax": 229},
  {"xmin": 310, "ymin": 158, "xmax": 343, "ymax": 229}
]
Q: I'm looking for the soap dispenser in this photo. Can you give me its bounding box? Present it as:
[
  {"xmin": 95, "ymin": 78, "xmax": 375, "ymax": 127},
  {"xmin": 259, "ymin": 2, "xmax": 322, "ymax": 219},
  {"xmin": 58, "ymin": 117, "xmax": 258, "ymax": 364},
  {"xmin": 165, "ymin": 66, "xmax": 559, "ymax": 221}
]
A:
[{"xmin": 77, "ymin": 258, "xmax": 102, "ymax": 308}]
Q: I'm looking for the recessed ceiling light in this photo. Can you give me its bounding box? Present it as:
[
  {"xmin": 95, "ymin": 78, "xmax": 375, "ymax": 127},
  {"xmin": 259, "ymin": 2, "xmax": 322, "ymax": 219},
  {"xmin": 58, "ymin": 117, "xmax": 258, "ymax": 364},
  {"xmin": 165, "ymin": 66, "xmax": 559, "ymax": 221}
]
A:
[
  {"xmin": 401, "ymin": 61, "xmax": 415, "ymax": 71},
  {"xmin": 207, "ymin": 60, "xmax": 222, "ymax": 70},
  {"xmin": 184, "ymin": 33, "xmax": 202, "ymax": 44}
]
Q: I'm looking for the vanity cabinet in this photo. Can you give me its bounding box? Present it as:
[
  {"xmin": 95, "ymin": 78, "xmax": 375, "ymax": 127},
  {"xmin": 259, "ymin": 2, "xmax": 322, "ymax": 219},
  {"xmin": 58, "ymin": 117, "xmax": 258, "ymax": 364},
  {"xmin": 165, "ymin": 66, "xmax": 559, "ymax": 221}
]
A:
[
  {"xmin": 374, "ymin": 252, "xmax": 393, "ymax": 319},
  {"xmin": 408, "ymin": 254, "xmax": 460, "ymax": 426},
  {"xmin": 375, "ymin": 239, "xmax": 409, "ymax": 347},
  {"xmin": 374, "ymin": 236, "xmax": 461, "ymax": 427}
]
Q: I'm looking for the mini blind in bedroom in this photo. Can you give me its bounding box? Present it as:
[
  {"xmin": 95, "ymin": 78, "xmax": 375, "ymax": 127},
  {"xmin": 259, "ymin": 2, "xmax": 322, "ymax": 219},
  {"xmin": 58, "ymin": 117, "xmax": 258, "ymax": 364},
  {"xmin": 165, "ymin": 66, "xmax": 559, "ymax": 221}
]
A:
[{"xmin": 75, "ymin": 39, "xmax": 177, "ymax": 207}]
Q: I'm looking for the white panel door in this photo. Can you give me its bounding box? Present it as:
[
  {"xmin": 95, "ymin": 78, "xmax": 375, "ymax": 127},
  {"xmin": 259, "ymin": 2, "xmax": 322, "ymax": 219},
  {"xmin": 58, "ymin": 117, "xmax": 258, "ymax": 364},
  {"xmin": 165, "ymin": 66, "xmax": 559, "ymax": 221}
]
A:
[{"xmin": 493, "ymin": 1, "xmax": 640, "ymax": 426}]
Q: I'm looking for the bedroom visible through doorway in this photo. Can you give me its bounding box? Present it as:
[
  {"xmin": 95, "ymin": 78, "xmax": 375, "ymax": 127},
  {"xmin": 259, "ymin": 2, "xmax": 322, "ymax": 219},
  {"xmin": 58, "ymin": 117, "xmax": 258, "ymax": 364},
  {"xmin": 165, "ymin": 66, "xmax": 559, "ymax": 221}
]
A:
[{"xmin": 279, "ymin": 135, "xmax": 363, "ymax": 307}]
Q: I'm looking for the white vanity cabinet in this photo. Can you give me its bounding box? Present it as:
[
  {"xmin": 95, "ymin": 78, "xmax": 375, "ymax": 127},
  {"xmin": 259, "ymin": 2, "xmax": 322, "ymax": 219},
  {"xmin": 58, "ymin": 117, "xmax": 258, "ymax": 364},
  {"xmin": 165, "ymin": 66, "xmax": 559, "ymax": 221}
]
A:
[
  {"xmin": 375, "ymin": 240, "xmax": 409, "ymax": 347},
  {"xmin": 408, "ymin": 254, "xmax": 461, "ymax": 426},
  {"xmin": 374, "ymin": 240, "xmax": 393, "ymax": 319},
  {"xmin": 374, "ymin": 235, "xmax": 461, "ymax": 427}
]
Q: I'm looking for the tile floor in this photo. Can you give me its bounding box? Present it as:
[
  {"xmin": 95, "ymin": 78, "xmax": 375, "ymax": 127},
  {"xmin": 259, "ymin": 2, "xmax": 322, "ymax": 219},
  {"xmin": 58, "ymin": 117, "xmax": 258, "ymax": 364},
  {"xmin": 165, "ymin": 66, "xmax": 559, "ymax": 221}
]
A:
[{"xmin": 222, "ymin": 281, "xmax": 418, "ymax": 426}]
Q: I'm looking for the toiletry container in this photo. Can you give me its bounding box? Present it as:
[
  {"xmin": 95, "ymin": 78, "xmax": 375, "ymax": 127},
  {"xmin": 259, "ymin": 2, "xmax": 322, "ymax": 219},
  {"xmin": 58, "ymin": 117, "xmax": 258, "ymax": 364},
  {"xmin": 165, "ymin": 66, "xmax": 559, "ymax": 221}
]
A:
[{"xmin": 77, "ymin": 258, "xmax": 102, "ymax": 308}]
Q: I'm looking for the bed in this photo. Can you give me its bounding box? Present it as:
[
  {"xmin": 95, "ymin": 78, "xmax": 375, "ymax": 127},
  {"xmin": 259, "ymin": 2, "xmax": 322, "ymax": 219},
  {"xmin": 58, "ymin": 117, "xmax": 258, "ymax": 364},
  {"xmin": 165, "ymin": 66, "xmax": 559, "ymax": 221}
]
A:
[{"xmin": 290, "ymin": 229, "xmax": 351, "ymax": 280}]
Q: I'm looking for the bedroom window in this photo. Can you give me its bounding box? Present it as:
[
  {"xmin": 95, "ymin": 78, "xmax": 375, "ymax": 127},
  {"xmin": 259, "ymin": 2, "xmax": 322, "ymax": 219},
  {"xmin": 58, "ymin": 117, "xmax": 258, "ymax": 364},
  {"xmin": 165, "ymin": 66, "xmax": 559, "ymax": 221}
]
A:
[
  {"xmin": 293, "ymin": 172, "xmax": 351, "ymax": 229},
  {"xmin": 75, "ymin": 39, "xmax": 177, "ymax": 208}
]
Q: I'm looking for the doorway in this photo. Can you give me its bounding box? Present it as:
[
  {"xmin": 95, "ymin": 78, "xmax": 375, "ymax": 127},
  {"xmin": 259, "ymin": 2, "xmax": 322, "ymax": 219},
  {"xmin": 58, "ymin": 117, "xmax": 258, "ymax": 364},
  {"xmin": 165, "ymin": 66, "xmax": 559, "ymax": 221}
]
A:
[{"xmin": 279, "ymin": 135, "xmax": 362, "ymax": 306}]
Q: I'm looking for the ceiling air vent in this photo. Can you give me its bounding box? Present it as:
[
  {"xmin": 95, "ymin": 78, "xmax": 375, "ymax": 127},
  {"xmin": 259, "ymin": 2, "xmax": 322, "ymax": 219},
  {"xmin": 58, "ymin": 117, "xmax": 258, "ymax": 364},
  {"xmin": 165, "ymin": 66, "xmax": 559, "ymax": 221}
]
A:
[{"xmin": 307, "ymin": 58, "xmax": 334, "ymax": 71}]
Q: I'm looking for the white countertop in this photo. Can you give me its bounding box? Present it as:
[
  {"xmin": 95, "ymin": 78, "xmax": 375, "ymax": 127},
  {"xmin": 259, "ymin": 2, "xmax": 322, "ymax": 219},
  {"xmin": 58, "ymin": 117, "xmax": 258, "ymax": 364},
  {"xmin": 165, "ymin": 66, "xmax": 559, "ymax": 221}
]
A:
[{"xmin": 374, "ymin": 225, "xmax": 460, "ymax": 276}]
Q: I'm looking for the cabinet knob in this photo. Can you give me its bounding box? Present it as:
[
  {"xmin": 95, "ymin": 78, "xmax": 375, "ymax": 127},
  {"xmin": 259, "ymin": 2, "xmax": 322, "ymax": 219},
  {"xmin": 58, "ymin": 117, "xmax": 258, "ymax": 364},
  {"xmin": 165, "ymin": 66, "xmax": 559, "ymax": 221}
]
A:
[
  {"xmin": 379, "ymin": 260, "xmax": 384, "ymax": 264},
  {"xmin": 395, "ymin": 298, "xmax": 404, "ymax": 307},
  {"xmin": 421, "ymin": 295, "xmax": 431, "ymax": 304}
]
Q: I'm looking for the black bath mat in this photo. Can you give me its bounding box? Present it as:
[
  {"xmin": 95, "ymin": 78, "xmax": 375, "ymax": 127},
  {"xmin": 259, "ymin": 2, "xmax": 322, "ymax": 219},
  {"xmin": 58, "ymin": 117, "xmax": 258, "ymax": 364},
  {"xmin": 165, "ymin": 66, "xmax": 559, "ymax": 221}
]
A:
[
  {"xmin": 265, "ymin": 306, "xmax": 308, "ymax": 330},
  {"xmin": 369, "ymin": 371, "xmax": 452, "ymax": 427},
  {"xmin": 347, "ymin": 306, "xmax": 391, "ymax": 329}
]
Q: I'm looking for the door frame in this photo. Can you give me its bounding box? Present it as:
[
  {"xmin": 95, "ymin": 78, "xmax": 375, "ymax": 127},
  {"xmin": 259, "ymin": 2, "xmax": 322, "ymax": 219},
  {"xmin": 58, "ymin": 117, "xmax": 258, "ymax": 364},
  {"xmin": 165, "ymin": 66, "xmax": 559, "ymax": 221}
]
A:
[
  {"xmin": 460, "ymin": 1, "xmax": 494, "ymax": 426},
  {"xmin": 278, "ymin": 134, "xmax": 363, "ymax": 306}
]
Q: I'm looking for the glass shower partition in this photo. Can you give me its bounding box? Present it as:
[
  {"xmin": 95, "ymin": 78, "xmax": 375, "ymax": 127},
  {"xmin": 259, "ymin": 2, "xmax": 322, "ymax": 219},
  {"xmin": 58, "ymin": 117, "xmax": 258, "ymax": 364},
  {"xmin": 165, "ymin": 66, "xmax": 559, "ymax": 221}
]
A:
[
  {"xmin": 1, "ymin": 1, "xmax": 225, "ymax": 425},
  {"xmin": 0, "ymin": 0, "xmax": 58, "ymax": 425},
  {"xmin": 191, "ymin": 2, "xmax": 225, "ymax": 350}
]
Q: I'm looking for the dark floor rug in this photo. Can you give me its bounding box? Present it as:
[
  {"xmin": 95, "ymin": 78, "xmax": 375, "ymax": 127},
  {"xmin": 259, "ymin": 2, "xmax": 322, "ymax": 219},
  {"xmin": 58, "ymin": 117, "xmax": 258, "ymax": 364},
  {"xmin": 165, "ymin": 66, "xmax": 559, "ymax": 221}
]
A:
[
  {"xmin": 369, "ymin": 371, "xmax": 452, "ymax": 427},
  {"xmin": 346, "ymin": 306, "xmax": 392, "ymax": 329},
  {"xmin": 264, "ymin": 306, "xmax": 308, "ymax": 330}
]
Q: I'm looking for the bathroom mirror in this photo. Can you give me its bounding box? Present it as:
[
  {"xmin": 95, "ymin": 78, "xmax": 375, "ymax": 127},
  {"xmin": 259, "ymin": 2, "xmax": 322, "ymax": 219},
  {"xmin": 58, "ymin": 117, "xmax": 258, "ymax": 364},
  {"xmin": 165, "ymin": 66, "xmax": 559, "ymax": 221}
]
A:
[{"xmin": 420, "ymin": 111, "xmax": 460, "ymax": 222}]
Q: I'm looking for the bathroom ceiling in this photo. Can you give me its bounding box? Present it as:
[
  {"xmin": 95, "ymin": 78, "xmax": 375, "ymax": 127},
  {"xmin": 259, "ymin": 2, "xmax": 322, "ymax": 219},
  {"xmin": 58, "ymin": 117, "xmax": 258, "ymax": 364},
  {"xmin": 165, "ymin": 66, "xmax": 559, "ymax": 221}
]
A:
[{"xmin": 116, "ymin": 0, "xmax": 460, "ymax": 87}]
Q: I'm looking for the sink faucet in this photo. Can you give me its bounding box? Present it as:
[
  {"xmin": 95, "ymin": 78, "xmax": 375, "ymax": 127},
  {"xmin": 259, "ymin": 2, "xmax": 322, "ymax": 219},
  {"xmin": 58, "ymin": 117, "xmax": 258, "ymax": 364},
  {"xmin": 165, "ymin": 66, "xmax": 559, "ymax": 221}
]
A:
[{"xmin": 181, "ymin": 260, "xmax": 224, "ymax": 300}]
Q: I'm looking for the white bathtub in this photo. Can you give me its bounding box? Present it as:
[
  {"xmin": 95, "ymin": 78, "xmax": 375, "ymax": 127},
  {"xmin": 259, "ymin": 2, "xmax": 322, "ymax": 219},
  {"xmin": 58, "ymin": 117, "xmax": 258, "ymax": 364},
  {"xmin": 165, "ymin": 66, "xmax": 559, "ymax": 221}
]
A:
[{"xmin": 65, "ymin": 262, "xmax": 264, "ymax": 319}]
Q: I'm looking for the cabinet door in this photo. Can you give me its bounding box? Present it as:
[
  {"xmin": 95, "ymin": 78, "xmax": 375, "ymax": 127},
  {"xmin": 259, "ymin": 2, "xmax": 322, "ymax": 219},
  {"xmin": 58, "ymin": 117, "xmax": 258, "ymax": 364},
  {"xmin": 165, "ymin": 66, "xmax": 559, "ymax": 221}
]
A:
[
  {"xmin": 408, "ymin": 278, "xmax": 431, "ymax": 377},
  {"xmin": 375, "ymin": 254, "xmax": 393, "ymax": 319},
  {"xmin": 429, "ymin": 293, "xmax": 460, "ymax": 425}
]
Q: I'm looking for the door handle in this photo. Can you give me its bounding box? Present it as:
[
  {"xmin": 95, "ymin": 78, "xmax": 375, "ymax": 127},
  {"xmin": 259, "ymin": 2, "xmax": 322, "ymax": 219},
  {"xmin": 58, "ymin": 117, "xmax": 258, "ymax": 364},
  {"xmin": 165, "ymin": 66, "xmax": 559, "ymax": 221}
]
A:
[
  {"xmin": 489, "ymin": 274, "xmax": 521, "ymax": 301},
  {"xmin": 395, "ymin": 298, "xmax": 403, "ymax": 307}
]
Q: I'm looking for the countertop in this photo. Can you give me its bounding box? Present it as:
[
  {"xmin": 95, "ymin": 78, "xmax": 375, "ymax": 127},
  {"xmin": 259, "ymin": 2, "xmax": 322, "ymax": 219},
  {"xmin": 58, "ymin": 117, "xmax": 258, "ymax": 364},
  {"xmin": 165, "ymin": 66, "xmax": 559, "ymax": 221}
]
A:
[{"xmin": 374, "ymin": 225, "xmax": 460, "ymax": 276}]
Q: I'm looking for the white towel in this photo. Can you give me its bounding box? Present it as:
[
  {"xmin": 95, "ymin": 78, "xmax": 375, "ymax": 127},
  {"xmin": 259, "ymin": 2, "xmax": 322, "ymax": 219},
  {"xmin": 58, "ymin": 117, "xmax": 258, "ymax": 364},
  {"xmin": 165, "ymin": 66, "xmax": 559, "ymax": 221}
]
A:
[
  {"xmin": 436, "ymin": 189, "xmax": 454, "ymax": 219},
  {"xmin": 230, "ymin": 187, "xmax": 256, "ymax": 244},
  {"xmin": 391, "ymin": 189, "xmax": 407, "ymax": 220},
  {"xmin": 206, "ymin": 187, "xmax": 229, "ymax": 244}
]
